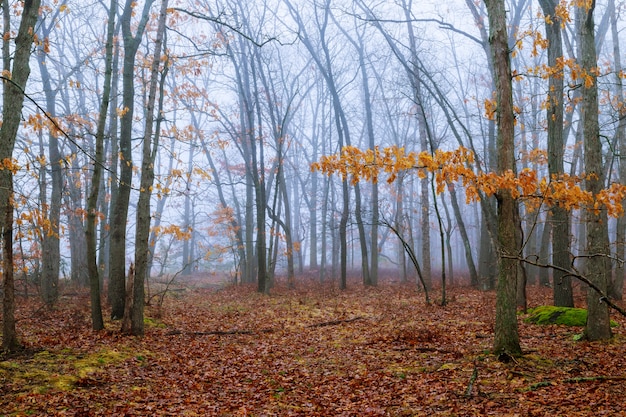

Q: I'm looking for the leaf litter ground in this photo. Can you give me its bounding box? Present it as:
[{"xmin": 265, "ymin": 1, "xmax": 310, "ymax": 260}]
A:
[{"xmin": 2, "ymin": 278, "xmax": 626, "ymax": 416}]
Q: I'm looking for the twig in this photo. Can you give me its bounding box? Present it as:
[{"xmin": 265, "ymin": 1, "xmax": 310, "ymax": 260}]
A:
[
  {"xmin": 306, "ymin": 316, "xmax": 365, "ymax": 328},
  {"xmin": 502, "ymin": 255, "xmax": 626, "ymax": 318},
  {"xmin": 530, "ymin": 375, "xmax": 626, "ymax": 390},
  {"xmin": 465, "ymin": 363, "xmax": 479, "ymax": 397},
  {"xmin": 564, "ymin": 376, "xmax": 626, "ymax": 383},
  {"xmin": 166, "ymin": 328, "xmax": 274, "ymax": 336}
]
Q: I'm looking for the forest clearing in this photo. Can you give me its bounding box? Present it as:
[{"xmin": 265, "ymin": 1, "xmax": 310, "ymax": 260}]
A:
[{"xmin": 2, "ymin": 276, "xmax": 625, "ymax": 416}]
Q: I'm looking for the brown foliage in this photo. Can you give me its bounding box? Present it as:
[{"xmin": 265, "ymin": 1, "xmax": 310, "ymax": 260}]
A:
[{"xmin": 1, "ymin": 278, "xmax": 625, "ymax": 416}]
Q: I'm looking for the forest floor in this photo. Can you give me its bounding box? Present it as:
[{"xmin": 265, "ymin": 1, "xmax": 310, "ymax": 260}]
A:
[{"xmin": 1, "ymin": 274, "xmax": 626, "ymax": 416}]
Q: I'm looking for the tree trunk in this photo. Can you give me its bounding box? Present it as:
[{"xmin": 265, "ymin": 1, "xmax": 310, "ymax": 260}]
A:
[
  {"xmin": 339, "ymin": 180, "xmax": 349, "ymax": 290},
  {"xmin": 537, "ymin": 218, "xmax": 552, "ymax": 286},
  {"xmin": 109, "ymin": 0, "xmax": 155, "ymax": 320},
  {"xmin": 200, "ymin": 138, "xmax": 247, "ymax": 283},
  {"xmin": 309, "ymin": 146, "xmax": 319, "ymax": 271},
  {"xmin": 539, "ymin": 0, "xmax": 573, "ymax": 307},
  {"xmin": 579, "ymin": 2, "xmax": 612, "ymax": 341},
  {"xmin": 478, "ymin": 207, "xmax": 497, "ymax": 290},
  {"xmin": 320, "ymin": 176, "xmax": 330, "ymax": 282},
  {"xmin": 86, "ymin": 0, "xmax": 116, "ymax": 332},
  {"xmin": 181, "ymin": 141, "xmax": 195, "ymax": 275},
  {"xmin": 65, "ymin": 142, "xmax": 89, "ymax": 287},
  {"xmin": 101, "ymin": 42, "xmax": 121, "ymax": 282},
  {"xmin": 396, "ymin": 175, "xmax": 407, "ymax": 283},
  {"xmin": 485, "ymin": 0, "xmax": 522, "ymax": 358},
  {"xmin": 0, "ymin": 0, "xmax": 41, "ymax": 353},
  {"xmin": 448, "ymin": 183, "xmax": 479, "ymax": 286},
  {"xmin": 129, "ymin": 0, "xmax": 168, "ymax": 336},
  {"xmin": 609, "ymin": 0, "xmax": 625, "ymax": 300},
  {"xmin": 36, "ymin": 37, "xmax": 62, "ymax": 307}
]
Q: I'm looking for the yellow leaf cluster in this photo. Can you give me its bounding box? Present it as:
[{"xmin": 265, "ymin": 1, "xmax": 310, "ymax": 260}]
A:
[
  {"xmin": 484, "ymin": 98, "xmax": 497, "ymax": 121},
  {"xmin": 0, "ymin": 157, "xmax": 20, "ymax": 173},
  {"xmin": 313, "ymin": 146, "xmax": 626, "ymax": 218},
  {"xmin": 151, "ymin": 224, "xmax": 192, "ymax": 241}
]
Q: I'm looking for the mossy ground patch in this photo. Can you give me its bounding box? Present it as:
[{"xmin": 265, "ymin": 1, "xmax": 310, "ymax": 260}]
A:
[{"xmin": 524, "ymin": 305, "xmax": 618, "ymax": 327}]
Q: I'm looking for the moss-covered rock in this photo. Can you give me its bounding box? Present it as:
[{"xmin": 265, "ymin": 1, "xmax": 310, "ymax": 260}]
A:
[{"xmin": 524, "ymin": 305, "xmax": 618, "ymax": 327}]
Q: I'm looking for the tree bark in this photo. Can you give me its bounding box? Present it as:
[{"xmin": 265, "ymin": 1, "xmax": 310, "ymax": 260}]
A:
[
  {"xmin": 36, "ymin": 28, "xmax": 61, "ymax": 307},
  {"xmin": 484, "ymin": 0, "xmax": 522, "ymax": 358},
  {"xmin": 448, "ymin": 183, "xmax": 478, "ymax": 286},
  {"xmin": 129, "ymin": 0, "xmax": 168, "ymax": 336},
  {"xmin": 1, "ymin": 0, "xmax": 41, "ymax": 353},
  {"xmin": 108, "ymin": 0, "xmax": 155, "ymax": 320},
  {"xmin": 86, "ymin": 0, "xmax": 116, "ymax": 331},
  {"xmin": 538, "ymin": 0, "xmax": 573, "ymax": 307},
  {"xmin": 609, "ymin": 0, "xmax": 625, "ymax": 300},
  {"xmin": 579, "ymin": 2, "xmax": 612, "ymax": 341}
]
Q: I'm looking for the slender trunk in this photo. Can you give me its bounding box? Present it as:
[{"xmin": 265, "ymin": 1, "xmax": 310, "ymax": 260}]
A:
[
  {"xmin": 396, "ymin": 175, "xmax": 407, "ymax": 283},
  {"xmin": 37, "ymin": 43, "xmax": 62, "ymax": 306},
  {"xmin": 485, "ymin": 0, "xmax": 522, "ymax": 357},
  {"xmin": 537, "ymin": 217, "xmax": 552, "ymax": 286},
  {"xmin": 442, "ymin": 195, "xmax": 455, "ymax": 286},
  {"xmin": 201, "ymin": 139, "xmax": 246, "ymax": 283},
  {"xmin": 309, "ymin": 148, "xmax": 319, "ymax": 270},
  {"xmin": 65, "ymin": 143, "xmax": 89, "ymax": 287},
  {"xmin": 182, "ymin": 142, "xmax": 194, "ymax": 275},
  {"xmin": 478, "ymin": 208, "xmax": 497, "ymax": 290},
  {"xmin": 1, "ymin": 0, "xmax": 41, "ymax": 352},
  {"xmin": 580, "ymin": 2, "xmax": 612, "ymax": 340},
  {"xmin": 448, "ymin": 183, "xmax": 478, "ymax": 286},
  {"xmin": 320, "ymin": 176, "xmax": 330, "ymax": 282},
  {"xmin": 354, "ymin": 184, "xmax": 370, "ymax": 285},
  {"xmin": 86, "ymin": 0, "xmax": 116, "ymax": 331},
  {"xmin": 339, "ymin": 180, "xmax": 349, "ymax": 290},
  {"xmin": 125, "ymin": 0, "xmax": 168, "ymax": 336},
  {"xmin": 147, "ymin": 136, "xmax": 175, "ymax": 275},
  {"xmin": 610, "ymin": 0, "xmax": 625, "ymax": 300},
  {"xmin": 102, "ymin": 42, "xmax": 120, "ymax": 281},
  {"xmin": 109, "ymin": 0, "xmax": 155, "ymax": 320},
  {"xmin": 539, "ymin": 0, "xmax": 573, "ymax": 307}
]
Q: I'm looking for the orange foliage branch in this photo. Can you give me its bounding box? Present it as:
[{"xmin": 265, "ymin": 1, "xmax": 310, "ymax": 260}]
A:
[{"xmin": 311, "ymin": 145, "xmax": 626, "ymax": 217}]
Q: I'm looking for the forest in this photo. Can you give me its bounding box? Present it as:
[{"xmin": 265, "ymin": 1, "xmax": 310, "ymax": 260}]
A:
[{"xmin": 1, "ymin": 0, "xmax": 626, "ymax": 415}]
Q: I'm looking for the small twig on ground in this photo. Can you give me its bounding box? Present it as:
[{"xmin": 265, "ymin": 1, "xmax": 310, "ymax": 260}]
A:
[
  {"xmin": 564, "ymin": 376, "xmax": 626, "ymax": 383},
  {"xmin": 465, "ymin": 362, "xmax": 479, "ymax": 397},
  {"xmin": 166, "ymin": 317, "xmax": 365, "ymax": 335},
  {"xmin": 166, "ymin": 328, "xmax": 274, "ymax": 336},
  {"xmin": 306, "ymin": 316, "xmax": 365, "ymax": 328},
  {"xmin": 530, "ymin": 375, "xmax": 626, "ymax": 391}
]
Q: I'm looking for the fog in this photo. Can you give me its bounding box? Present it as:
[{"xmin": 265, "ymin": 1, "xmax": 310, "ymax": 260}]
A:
[{"xmin": 7, "ymin": 0, "xmax": 626, "ymax": 294}]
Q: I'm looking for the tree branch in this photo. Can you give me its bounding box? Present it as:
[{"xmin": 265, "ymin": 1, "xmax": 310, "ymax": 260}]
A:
[
  {"xmin": 170, "ymin": 8, "xmax": 282, "ymax": 47},
  {"xmin": 503, "ymin": 254, "xmax": 626, "ymax": 317}
]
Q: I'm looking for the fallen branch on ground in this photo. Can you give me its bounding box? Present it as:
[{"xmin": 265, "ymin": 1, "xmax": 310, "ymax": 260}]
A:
[
  {"xmin": 465, "ymin": 362, "xmax": 479, "ymax": 397},
  {"xmin": 530, "ymin": 375, "xmax": 626, "ymax": 390},
  {"xmin": 165, "ymin": 317, "xmax": 365, "ymax": 335},
  {"xmin": 306, "ymin": 316, "xmax": 365, "ymax": 328},
  {"xmin": 166, "ymin": 328, "xmax": 274, "ymax": 336},
  {"xmin": 564, "ymin": 376, "xmax": 626, "ymax": 383}
]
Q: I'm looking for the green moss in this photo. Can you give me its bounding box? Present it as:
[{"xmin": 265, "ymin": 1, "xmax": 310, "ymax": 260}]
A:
[
  {"xmin": 0, "ymin": 348, "xmax": 140, "ymax": 394},
  {"xmin": 143, "ymin": 316, "xmax": 166, "ymax": 328},
  {"xmin": 525, "ymin": 306, "xmax": 618, "ymax": 327}
]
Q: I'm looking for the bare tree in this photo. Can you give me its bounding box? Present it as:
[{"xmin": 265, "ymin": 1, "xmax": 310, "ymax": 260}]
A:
[
  {"xmin": 1, "ymin": 0, "xmax": 41, "ymax": 353},
  {"xmin": 85, "ymin": 0, "xmax": 117, "ymax": 332},
  {"xmin": 123, "ymin": 0, "xmax": 169, "ymax": 336}
]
